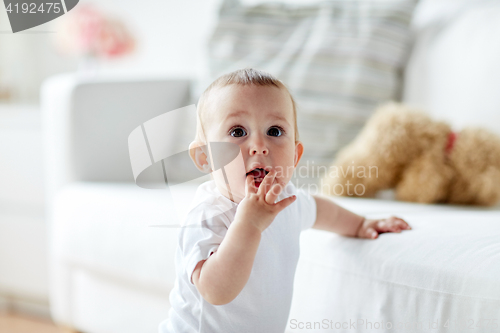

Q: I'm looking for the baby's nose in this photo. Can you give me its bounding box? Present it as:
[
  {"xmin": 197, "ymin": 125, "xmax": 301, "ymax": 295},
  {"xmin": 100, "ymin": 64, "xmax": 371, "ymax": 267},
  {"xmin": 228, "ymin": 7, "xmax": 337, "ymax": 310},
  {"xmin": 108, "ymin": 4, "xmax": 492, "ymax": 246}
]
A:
[
  {"xmin": 250, "ymin": 148, "xmax": 268, "ymax": 155},
  {"xmin": 250, "ymin": 143, "xmax": 269, "ymax": 156}
]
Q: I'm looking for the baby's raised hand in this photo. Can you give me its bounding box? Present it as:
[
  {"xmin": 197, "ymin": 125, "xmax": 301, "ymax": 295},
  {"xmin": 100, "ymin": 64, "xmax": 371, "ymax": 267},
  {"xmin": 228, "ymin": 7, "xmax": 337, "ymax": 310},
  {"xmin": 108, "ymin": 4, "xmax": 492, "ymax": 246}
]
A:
[
  {"xmin": 235, "ymin": 169, "xmax": 296, "ymax": 233},
  {"xmin": 356, "ymin": 216, "xmax": 411, "ymax": 239}
]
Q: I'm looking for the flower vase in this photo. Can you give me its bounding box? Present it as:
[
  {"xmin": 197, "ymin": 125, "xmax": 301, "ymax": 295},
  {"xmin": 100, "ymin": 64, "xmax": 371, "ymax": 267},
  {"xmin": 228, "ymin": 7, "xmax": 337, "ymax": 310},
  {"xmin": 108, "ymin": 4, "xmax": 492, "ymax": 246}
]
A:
[{"xmin": 77, "ymin": 54, "xmax": 99, "ymax": 78}]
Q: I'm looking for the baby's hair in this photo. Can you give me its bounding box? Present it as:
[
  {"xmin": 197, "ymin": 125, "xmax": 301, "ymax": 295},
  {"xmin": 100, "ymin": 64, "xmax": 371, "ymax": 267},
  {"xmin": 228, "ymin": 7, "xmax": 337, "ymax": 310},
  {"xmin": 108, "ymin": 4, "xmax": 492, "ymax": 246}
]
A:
[{"xmin": 194, "ymin": 68, "xmax": 299, "ymax": 143}]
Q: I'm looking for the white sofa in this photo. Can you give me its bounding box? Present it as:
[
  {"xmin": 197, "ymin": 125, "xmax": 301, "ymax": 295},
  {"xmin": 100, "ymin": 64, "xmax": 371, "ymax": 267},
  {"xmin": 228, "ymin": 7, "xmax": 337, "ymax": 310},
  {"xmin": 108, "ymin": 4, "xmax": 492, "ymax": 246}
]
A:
[
  {"xmin": 42, "ymin": 2, "xmax": 500, "ymax": 333},
  {"xmin": 41, "ymin": 76, "xmax": 194, "ymax": 333}
]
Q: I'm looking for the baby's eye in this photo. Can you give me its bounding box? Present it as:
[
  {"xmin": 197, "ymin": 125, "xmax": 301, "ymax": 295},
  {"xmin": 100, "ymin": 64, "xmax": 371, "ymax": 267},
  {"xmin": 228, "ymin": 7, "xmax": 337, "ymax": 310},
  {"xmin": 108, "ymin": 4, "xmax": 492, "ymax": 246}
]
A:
[
  {"xmin": 230, "ymin": 127, "xmax": 247, "ymax": 138},
  {"xmin": 267, "ymin": 126, "xmax": 283, "ymax": 137}
]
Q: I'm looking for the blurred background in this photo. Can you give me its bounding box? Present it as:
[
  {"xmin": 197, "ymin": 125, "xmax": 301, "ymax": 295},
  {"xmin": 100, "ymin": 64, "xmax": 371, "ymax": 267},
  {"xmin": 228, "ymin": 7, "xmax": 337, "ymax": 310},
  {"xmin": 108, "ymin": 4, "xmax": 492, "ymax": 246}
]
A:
[
  {"xmin": 0, "ymin": 0, "xmax": 222, "ymax": 330},
  {"xmin": 1, "ymin": 0, "xmax": 500, "ymax": 332}
]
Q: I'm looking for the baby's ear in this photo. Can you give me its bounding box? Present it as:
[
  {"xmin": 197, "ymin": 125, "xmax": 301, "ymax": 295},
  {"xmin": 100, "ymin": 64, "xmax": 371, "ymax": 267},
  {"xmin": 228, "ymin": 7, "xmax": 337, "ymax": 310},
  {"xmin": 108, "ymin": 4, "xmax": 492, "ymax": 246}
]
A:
[
  {"xmin": 294, "ymin": 141, "xmax": 304, "ymax": 167},
  {"xmin": 189, "ymin": 141, "xmax": 212, "ymax": 173}
]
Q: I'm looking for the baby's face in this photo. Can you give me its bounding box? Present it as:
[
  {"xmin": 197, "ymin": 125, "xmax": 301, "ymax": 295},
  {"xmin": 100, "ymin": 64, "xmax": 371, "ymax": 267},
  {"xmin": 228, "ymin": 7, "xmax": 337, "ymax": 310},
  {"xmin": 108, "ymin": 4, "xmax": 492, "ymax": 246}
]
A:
[{"xmin": 204, "ymin": 84, "xmax": 303, "ymax": 203}]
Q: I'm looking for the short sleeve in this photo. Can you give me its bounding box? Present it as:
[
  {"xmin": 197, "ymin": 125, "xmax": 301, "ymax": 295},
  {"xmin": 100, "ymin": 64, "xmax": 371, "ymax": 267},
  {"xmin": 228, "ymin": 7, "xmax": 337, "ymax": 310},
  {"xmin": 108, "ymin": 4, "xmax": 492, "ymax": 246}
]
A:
[
  {"xmin": 294, "ymin": 188, "xmax": 317, "ymax": 231},
  {"xmin": 179, "ymin": 203, "xmax": 235, "ymax": 285}
]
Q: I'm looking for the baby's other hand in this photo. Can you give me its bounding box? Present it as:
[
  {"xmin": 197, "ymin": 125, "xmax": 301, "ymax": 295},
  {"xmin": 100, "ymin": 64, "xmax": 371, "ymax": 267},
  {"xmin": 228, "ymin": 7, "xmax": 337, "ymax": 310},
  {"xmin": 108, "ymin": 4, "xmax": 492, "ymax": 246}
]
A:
[{"xmin": 356, "ymin": 216, "xmax": 411, "ymax": 239}]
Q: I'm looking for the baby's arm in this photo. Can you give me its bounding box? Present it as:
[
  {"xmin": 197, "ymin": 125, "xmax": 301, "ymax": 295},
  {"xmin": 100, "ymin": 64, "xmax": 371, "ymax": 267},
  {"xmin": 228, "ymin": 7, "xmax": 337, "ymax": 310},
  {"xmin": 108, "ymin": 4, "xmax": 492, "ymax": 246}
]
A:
[
  {"xmin": 192, "ymin": 170, "xmax": 295, "ymax": 305},
  {"xmin": 312, "ymin": 195, "xmax": 411, "ymax": 239},
  {"xmin": 191, "ymin": 213, "xmax": 261, "ymax": 305}
]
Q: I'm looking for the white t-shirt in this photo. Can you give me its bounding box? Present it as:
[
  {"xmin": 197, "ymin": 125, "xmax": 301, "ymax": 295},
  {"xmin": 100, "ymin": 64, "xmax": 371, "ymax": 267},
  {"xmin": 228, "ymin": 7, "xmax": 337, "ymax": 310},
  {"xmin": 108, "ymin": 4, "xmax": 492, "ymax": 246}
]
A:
[{"xmin": 158, "ymin": 180, "xmax": 317, "ymax": 333}]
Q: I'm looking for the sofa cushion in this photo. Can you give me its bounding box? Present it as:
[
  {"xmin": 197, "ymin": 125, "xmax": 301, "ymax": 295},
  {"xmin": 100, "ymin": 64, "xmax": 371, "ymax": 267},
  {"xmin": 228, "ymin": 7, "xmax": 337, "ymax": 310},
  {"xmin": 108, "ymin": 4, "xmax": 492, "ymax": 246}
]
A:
[
  {"xmin": 289, "ymin": 208, "xmax": 500, "ymax": 331},
  {"xmin": 52, "ymin": 181, "xmax": 500, "ymax": 333},
  {"xmin": 52, "ymin": 181, "xmax": 497, "ymax": 293},
  {"xmin": 41, "ymin": 76, "xmax": 192, "ymax": 192},
  {"xmin": 51, "ymin": 182, "xmax": 199, "ymax": 293}
]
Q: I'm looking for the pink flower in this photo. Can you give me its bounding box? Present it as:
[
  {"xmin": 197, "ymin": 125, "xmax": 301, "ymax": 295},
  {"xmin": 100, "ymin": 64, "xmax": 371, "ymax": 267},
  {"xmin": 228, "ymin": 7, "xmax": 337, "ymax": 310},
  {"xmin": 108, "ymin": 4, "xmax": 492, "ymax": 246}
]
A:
[
  {"xmin": 98, "ymin": 18, "xmax": 135, "ymax": 58},
  {"xmin": 55, "ymin": 4, "xmax": 135, "ymax": 59}
]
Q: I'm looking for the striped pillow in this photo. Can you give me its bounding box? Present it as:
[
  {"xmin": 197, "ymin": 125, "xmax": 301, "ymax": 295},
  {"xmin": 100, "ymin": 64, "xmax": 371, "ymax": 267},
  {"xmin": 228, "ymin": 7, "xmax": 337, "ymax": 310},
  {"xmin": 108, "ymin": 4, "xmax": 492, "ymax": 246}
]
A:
[{"xmin": 204, "ymin": 0, "xmax": 416, "ymax": 180}]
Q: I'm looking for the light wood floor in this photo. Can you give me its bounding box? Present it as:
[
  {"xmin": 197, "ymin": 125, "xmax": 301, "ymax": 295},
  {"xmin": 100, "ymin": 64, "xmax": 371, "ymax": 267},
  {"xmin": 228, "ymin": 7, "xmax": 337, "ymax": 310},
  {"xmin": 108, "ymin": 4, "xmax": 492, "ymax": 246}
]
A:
[{"xmin": 0, "ymin": 313, "xmax": 77, "ymax": 333}]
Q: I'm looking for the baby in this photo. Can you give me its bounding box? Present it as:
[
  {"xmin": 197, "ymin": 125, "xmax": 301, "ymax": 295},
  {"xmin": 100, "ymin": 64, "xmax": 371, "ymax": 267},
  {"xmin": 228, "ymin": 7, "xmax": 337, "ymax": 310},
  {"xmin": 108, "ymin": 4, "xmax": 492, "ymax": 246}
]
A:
[{"xmin": 159, "ymin": 68, "xmax": 411, "ymax": 333}]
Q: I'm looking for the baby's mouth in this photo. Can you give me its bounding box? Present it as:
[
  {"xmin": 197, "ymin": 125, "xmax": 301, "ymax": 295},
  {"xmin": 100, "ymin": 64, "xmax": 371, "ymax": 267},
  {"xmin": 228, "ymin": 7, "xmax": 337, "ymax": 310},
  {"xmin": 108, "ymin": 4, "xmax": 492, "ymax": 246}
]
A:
[{"xmin": 246, "ymin": 168, "xmax": 269, "ymax": 187}]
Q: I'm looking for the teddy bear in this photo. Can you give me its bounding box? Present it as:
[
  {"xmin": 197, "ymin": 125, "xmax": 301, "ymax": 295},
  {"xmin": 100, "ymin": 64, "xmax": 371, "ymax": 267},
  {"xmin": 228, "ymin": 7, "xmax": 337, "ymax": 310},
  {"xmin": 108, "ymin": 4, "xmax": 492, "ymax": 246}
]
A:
[{"xmin": 322, "ymin": 102, "xmax": 500, "ymax": 206}]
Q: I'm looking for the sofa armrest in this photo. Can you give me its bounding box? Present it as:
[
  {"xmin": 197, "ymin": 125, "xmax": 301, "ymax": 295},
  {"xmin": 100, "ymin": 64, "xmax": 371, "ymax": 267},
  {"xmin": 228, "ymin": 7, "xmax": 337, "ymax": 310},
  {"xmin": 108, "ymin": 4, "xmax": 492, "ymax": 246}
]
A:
[{"xmin": 41, "ymin": 74, "xmax": 191, "ymax": 202}]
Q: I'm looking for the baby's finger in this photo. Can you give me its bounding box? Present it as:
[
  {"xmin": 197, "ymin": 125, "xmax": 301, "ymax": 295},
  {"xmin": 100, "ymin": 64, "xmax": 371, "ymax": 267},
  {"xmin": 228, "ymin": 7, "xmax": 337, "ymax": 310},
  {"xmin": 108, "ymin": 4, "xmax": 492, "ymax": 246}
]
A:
[
  {"xmin": 274, "ymin": 194, "xmax": 296, "ymax": 212},
  {"xmin": 388, "ymin": 216, "xmax": 406, "ymax": 230},
  {"xmin": 376, "ymin": 220, "xmax": 401, "ymax": 233},
  {"xmin": 389, "ymin": 216, "xmax": 409, "ymax": 224},
  {"xmin": 388, "ymin": 216, "xmax": 411, "ymax": 230},
  {"xmin": 245, "ymin": 174, "xmax": 257, "ymax": 195},
  {"xmin": 363, "ymin": 227, "xmax": 378, "ymax": 239},
  {"xmin": 265, "ymin": 182, "xmax": 284, "ymax": 204},
  {"xmin": 257, "ymin": 169, "xmax": 276, "ymax": 196},
  {"xmin": 397, "ymin": 218, "xmax": 411, "ymax": 230}
]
